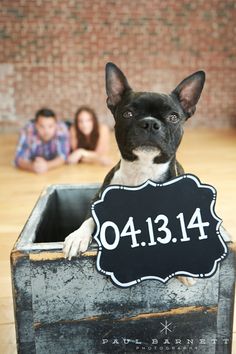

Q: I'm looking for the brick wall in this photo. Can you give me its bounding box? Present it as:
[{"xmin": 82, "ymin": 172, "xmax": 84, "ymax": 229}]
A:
[{"xmin": 0, "ymin": 0, "xmax": 236, "ymax": 131}]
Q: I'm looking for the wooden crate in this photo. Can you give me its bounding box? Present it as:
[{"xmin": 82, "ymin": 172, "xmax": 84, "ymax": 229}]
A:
[{"xmin": 11, "ymin": 185, "xmax": 235, "ymax": 354}]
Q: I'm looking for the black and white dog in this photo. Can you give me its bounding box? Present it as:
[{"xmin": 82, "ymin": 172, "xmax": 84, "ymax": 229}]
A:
[{"xmin": 63, "ymin": 63, "xmax": 229, "ymax": 284}]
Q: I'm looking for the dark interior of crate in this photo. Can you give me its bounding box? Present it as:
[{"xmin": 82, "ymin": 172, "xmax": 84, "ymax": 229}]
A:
[{"xmin": 34, "ymin": 187, "xmax": 98, "ymax": 242}]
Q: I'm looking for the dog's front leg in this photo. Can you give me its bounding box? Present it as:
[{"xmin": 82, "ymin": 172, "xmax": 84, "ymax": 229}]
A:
[{"xmin": 63, "ymin": 217, "xmax": 95, "ymax": 260}]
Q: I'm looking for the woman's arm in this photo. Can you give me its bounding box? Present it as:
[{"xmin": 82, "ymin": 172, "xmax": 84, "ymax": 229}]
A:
[
  {"xmin": 80, "ymin": 124, "xmax": 111, "ymax": 165},
  {"xmin": 68, "ymin": 124, "xmax": 111, "ymax": 165},
  {"xmin": 70, "ymin": 126, "xmax": 78, "ymax": 151},
  {"xmin": 95, "ymin": 124, "xmax": 110, "ymax": 155},
  {"xmin": 67, "ymin": 126, "xmax": 83, "ymax": 164}
]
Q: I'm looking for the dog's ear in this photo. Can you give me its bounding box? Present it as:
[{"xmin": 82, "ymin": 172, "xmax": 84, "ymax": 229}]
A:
[
  {"xmin": 105, "ymin": 62, "xmax": 131, "ymax": 108},
  {"xmin": 172, "ymin": 71, "xmax": 205, "ymax": 118}
]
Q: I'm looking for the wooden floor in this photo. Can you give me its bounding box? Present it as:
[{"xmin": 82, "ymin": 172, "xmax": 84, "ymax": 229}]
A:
[{"xmin": 0, "ymin": 129, "xmax": 235, "ymax": 353}]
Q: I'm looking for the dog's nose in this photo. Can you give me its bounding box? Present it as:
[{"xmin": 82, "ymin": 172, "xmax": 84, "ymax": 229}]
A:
[{"xmin": 138, "ymin": 118, "xmax": 161, "ymax": 132}]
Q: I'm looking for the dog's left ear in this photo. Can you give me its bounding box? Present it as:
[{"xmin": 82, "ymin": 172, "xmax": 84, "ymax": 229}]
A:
[
  {"xmin": 105, "ymin": 62, "xmax": 132, "ymax": 109},
  {"xmin": 172, "ymin": 71, "xmax": 205, "ymax": 118}
]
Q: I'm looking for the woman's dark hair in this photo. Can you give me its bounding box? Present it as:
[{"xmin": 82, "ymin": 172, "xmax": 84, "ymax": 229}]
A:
[
  {"xmin": 74, "ymin": 106, "xmax": 99, "ymax": 150},
  {"xmin": 35, "ymin": 108, "xmax": 56, "ymax": 122}
]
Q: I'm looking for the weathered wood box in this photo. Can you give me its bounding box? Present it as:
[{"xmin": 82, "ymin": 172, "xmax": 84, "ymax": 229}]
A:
[{"xmin": 11, "ymin": 185, "xmax": 235, "ymax": 354}]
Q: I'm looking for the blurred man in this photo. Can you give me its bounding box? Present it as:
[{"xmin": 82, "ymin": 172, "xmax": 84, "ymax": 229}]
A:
[{"xmin": 15, "ymin": 108, "xmax": 69, "ymax": 173}]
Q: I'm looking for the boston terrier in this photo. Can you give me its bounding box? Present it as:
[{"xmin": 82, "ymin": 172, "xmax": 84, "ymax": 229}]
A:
[{"xmin": 64, "ymin": 62, "xmax": 228, "ymax": 285}]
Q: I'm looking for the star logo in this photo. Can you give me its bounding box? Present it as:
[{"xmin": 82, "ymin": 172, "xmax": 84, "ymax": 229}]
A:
[{"xmin": 160, "ymin": 320, "xmax": 173, "ymax": 335}]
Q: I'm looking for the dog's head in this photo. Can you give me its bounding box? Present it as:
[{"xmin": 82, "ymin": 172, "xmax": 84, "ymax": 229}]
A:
[{"xmin": 105, "ymin": 62, "xmax": 205, "ymax": 163}]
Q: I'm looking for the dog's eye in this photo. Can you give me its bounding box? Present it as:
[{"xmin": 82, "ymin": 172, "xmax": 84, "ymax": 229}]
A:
[
  {"xmin": 167, "ymin": 114, "xmax": 179, "ymax": 123},
  {"xmin": 123, "ymin": 111, "xmax": 133, "ymax": 118}
]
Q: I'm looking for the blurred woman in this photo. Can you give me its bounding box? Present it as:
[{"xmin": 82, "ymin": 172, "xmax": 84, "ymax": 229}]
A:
[{"xmin": 68, "ymin": 106, "xmax": 111, "ymax": 165}]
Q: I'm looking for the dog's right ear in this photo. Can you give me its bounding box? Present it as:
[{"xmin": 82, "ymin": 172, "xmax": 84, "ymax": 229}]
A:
[
  {"xmin": 105, "ymin": 63, "xmax": 131, "ymax": 108},
  {"xmin": 172, "ymin": 71, "xmax": 205, "ymax": 118}
]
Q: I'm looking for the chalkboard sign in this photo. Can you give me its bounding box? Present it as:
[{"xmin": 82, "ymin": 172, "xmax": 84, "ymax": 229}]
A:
[{"xmin": 91, "ymin": 174, "xmax": 228, "ymax": 288}]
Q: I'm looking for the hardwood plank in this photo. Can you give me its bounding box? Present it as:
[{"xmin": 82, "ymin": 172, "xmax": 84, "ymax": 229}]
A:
[
  {"xmin": 0, "ymin": 324, "xmax": 17, "ymax": 354},
  {"xmin": 0, "ymin": 298, "xmax": 14, "ymax": 324}
]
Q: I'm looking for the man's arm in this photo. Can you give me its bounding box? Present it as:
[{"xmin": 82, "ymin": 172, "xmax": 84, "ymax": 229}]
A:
[
  {"xmin": 46, "ymin": 156, "xmax": 65, "ymax": 170},
  {"xmin": 15, "ymin": 126, "xmax": 35, "ymax": 172},
  {"xmin": 17, "ymin": 158, "xmax": 35, "ymax": 172},
  {"xmin": 17, "ymin": 156, "xmax": 65, "ymax": 173}
]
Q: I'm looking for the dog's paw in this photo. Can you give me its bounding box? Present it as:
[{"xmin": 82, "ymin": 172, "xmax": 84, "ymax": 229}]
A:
[
  {"xmin": 177, "ymin": 276, "xmax": 197, "ymax": 287},
  {"xmin": 63, "ymin": 217, "xmax": 95, "ymax": 260},
  {"xmin": 63, "ymin": 228, "xmax": 92, "ymax": 260}
]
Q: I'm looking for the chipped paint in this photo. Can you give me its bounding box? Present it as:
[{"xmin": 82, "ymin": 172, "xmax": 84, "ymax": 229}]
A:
[
  {"xmin": 229, "ymin": 242, "xmax": 236, "ymax": 252},
  {"xmin": 29, "ymin": 250, "xmax": 97, "ymax": 261},
  {"xmin": 118, "ymin": 305, "xmax": 218, "ymax": 322},
  {"xmin": 10, "ymin": 249, "xmax": 28, "ymax": 266},
  {"xmin": 30, "ymin": 252, "xmax": 65, "ymax": 261}
]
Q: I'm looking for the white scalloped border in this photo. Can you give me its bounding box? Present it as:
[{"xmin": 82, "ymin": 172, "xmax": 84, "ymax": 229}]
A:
[{"xmin": 91, "ymin": 174, "xmax": 228, "ymax": 288}]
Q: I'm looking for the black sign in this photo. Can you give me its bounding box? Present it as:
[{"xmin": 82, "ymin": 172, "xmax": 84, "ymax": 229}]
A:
[{"xmin": 91, "ymin": 174, "xmax": 228, "ymax": 288}]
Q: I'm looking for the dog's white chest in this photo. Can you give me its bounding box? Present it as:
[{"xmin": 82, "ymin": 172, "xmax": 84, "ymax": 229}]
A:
[{"xmin": 111, "ymin": 149, "xmax": 170, "ymax": 186}]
